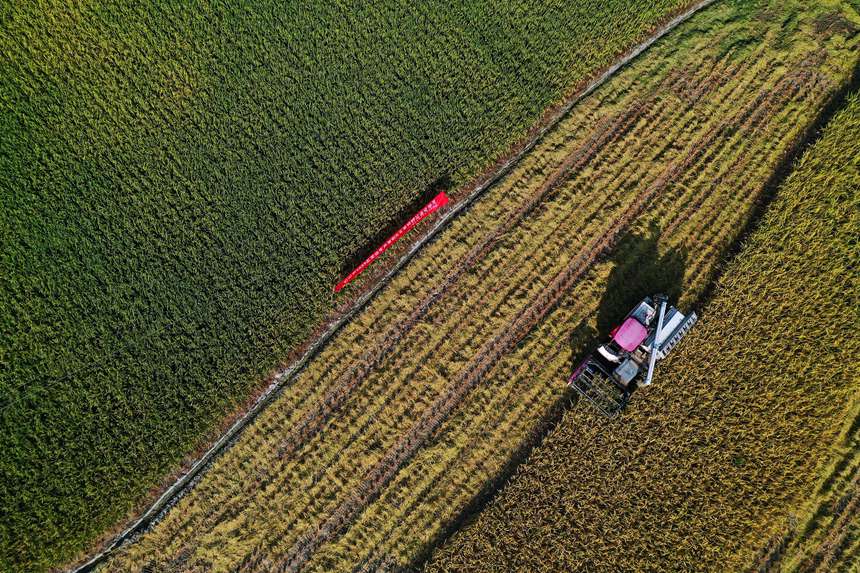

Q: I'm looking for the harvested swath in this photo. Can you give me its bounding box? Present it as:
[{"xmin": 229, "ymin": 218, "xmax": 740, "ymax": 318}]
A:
[{"xmin": 799, "ymin": 473, "xmax": 860, "ymax": 572}]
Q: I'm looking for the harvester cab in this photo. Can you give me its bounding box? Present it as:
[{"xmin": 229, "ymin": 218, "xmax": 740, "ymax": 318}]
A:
[{"xmin": 568, "ymin": 294, "xmax": 697, "ymax": 418}]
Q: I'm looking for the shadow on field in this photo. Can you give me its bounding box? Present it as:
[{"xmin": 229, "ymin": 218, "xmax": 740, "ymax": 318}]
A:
[
  {"xmin": 568, "ymin": 224, "xmax": 688, "ymax": 366},
  {"xmin": 596, "ymin": 224, "xmax": 688, "ymax": 337}
]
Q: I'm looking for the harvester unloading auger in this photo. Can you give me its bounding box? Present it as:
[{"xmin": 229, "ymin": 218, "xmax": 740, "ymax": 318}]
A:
[{"xmin": 568, "ymin": 294, "xmax": 697, "ymax": 418}]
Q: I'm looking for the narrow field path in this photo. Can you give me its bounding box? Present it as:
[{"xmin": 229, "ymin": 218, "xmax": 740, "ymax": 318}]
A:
[{"xmin": 101, "ymin": 1, "xmax": 860, "ymax": 571}]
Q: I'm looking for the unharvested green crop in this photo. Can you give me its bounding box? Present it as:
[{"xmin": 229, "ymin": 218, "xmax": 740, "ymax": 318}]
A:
[
  {"xmin": 99, "ymin": 1, "xmax": 860, "ymax": 571},
  {"xmin": 426, "ymin": 88, "xmax": 860, "ymax": 573},
  {"xmin": 0, "ymin": 1, "xmax": 698, "ymax": 570}
]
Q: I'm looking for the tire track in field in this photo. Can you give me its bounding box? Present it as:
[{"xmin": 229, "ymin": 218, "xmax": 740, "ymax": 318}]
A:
[
  {"xmin": 278, "ymin": 75, "xmax": 791, "ymax": 571},
  {"xmin": 798, "ymin": 458, "xmax": 860, "ymax": 572}
]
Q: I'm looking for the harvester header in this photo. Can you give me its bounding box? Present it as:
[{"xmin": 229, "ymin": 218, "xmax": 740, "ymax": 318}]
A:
[{"xmin": 568, "ymin": 294, "xmax": 697, "ymax": 417}]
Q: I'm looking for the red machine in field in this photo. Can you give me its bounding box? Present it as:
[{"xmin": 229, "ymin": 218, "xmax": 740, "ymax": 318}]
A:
[{"xmin": 568, "ymin": 294, "xmax": 697, "ymax": 417}]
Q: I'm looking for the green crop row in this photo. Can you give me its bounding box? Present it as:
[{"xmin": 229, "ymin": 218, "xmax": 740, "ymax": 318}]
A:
[
  {"xmin": 101, "ymin": 1, "xmax": 860, "ymax": 571},
  {"xmin": 1, "ymin": 1, "xmax": 700, "ymax": 570},
  {"xmin": 426, "ymin": 81, "xmax": 860, "ymax": 573}
]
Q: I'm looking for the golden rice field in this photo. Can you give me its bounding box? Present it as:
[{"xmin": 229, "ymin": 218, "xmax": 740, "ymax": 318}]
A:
[
  {"xmin": 780, "ymin": 418, "xmax": 860, "ymax": 573},
  {"xmin": 427, "ymin": 86, "xmax": 860, "ymax": 573},
  {"xmin": 100, "ymin": 0, "xmax": 860, "ymax": 571}
]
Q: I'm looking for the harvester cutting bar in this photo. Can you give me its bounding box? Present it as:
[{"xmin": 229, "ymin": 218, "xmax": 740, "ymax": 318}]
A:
[{"xmin": 568, "ymin": 362, "xmax": 629, "ymax": 418}]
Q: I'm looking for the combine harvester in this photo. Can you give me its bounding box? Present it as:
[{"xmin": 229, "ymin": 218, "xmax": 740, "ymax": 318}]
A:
[{"xmin": 569, "ymin": 294, "xmax": 697, "ymax": 417}]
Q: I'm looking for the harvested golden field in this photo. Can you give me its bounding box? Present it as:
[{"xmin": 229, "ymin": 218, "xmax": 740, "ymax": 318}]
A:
[
  {"xmin": 426, "ymin": 90, "xmax": 860, "ymax": 573},
  {"xmin": 101, "ymin": 0, "xmax": 860, "ymax": 571}
]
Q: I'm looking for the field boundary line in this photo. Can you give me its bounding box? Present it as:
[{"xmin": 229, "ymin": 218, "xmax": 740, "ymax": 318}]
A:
[{"xmin": 67, "ymin": 1, "xmax": 719, "ymax": 570}]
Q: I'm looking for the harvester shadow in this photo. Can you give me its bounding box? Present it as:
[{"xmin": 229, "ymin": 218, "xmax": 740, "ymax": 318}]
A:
[
  {"xmin": 570, "ymin": 225, "xmax": 687, "ymax": 406},
  {"xmin": 568, "ymin": 223, "xmax": 689, "ymax": 384},
  {"xmin": 595, "ymin": 224, "xmax": 688, "ymax": 340}
]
